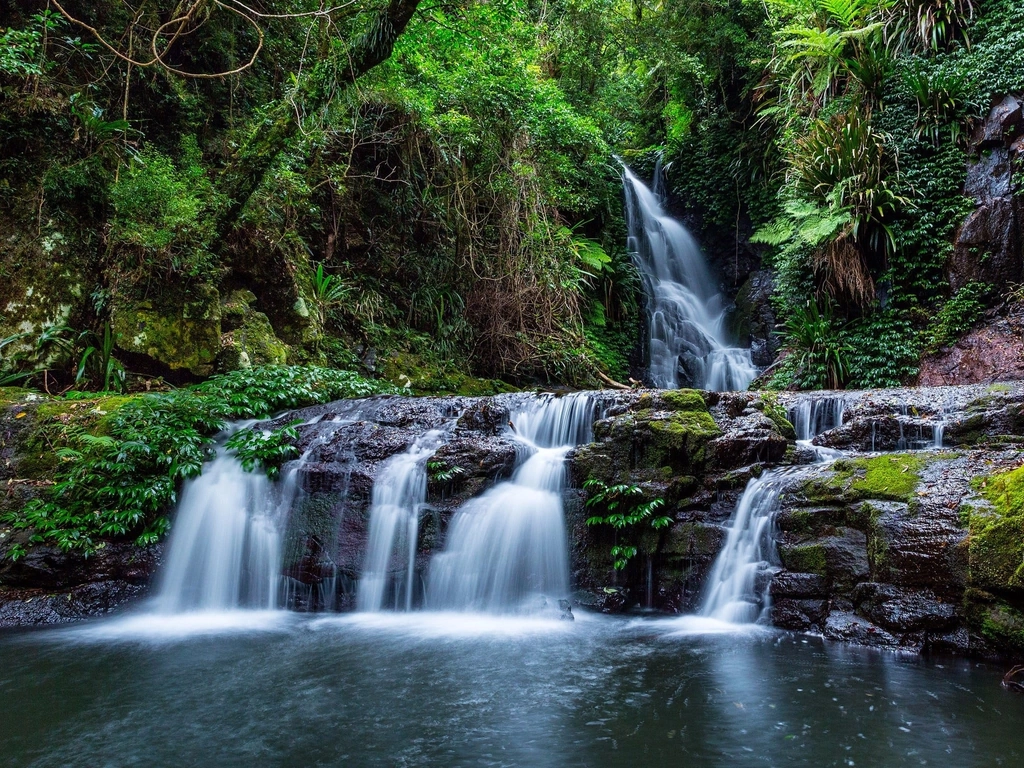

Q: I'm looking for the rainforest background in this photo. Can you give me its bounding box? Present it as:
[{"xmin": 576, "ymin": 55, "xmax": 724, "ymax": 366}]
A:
[{"xmin": 1, "ymin": 0, "xmax": 1022, "ymax": 395}]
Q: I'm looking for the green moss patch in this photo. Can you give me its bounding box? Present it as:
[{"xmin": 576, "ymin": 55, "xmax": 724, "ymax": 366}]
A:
[
  {"xmin": 800, "ymin": 453, "xmax": 929, "ymax": 503},
  {"xmin": 660, "ymin": 389, "xmax": 706, "ymax": 412},
  {"xmin": 968, "ymin": 466, "xmax": 1024, "ymax": 591},
  {"xmin": 780, "ymin": 542, "xmax": 828, "ymax": 575}
]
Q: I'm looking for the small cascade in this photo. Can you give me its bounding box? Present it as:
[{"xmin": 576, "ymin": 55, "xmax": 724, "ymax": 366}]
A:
[
  {"xmin": 154, "ymin": 448, "xmax": 284, "ymax": 613},
  {"xmin": 426, "ymin": 393, "xmax": 596, "ymax": 613},
  {"xmin": 621, "ymin": 161, "xmax": 757, "ymax": 391},
  {"xmin": 788, "ymin": 395, "xmax": 846, "ymax": 442},
  {"xmin": 357, "ymin": 430, "xmax": 450, "ymax": 612},
  {"xmin": 699, "ymin": 471, "xmax": 790, "ymax": 623}
]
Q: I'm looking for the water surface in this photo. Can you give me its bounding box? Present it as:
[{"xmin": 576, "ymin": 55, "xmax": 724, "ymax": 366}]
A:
[{"xmin": 1, "ymin": 614, "xmax": 1020, "ymax": 767}]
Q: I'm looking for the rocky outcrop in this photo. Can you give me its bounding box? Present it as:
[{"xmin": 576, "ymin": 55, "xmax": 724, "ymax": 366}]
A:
[
  {"xmin": 769, "ymin": 449, "xmax": 1024, "ymax": 660},
  {"xmin": 950, "ymin": 94, "xmax": 1024, "ymax": 291},
  {"xmin": 918, "ymin": 299, "xmax": 1024, "ymax": 386}
]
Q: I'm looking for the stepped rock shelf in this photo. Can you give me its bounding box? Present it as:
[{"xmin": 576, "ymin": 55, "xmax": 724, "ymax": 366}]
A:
[{"xmin": 2, "ymin": 382, "xmax": 1024, "ymax": 661}]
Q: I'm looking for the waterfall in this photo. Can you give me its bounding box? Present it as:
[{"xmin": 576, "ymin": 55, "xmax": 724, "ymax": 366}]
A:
[
  {"xmin": 356, "ymin": 430, "xmax": 449, "ymax": 612},
  {"xmin": 788, "ymin": 395, "xmax": 846, "ymax": 441},
  {"xmin": 622, "ymin": 162, "xmax": 757, "ymax": 391},
  {"xmin": 426, "ymin": 393, "xmax": 596, "ymax": 613},
  {"xmin": 699, "ymin": 471, "xmax": 789, "ymax": 623},
  {"xmin": 154, "ymin": 448, "xmax": 285, "ymax": 613}
]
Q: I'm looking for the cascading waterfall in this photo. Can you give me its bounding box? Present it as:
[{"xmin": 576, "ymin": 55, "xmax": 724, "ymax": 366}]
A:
[
  {"xmin": 357, "ymin": 430, "xmax": 450, "ymax": 612},
  {"xmin": 622, "ymin": 162, "xmax": 757, "ymax": 391},
  {"xmin": 788, "ymin": 395, "xmax": 846, "ymax": 442},
  {"xmin": 699, "ymin": 470, "xmax": 791, "ymax": 623},
  {"xmin": 426, "ymin": 393, "xmax": 596, "ymax": 613},
  {"xmin": 154, "ymin": 446, "xmax": 285, "ymax": 613},
  {"xmin": 699, "ymin": 399, "xmax": 843, "ymax": 624}
]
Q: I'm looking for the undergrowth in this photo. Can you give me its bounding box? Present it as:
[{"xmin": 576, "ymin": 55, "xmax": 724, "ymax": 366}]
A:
[{"xmin": 3, "ymin": 366, "xmax": 396, "ymax": 557}]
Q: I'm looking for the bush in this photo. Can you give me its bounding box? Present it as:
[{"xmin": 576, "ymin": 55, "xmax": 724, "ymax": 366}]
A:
[{"xmin": 4, "ymin": 366, "xmax": 397, "ymax": 556}]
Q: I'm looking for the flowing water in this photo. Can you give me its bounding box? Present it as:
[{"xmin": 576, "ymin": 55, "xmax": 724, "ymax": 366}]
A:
[
  {"xmin": 357, "ymin": 430, "xmax": 451, "ymax": 612},
  {"xmin": 622, "ymin": 163, "xmax": 757, "ymax": 391},
  {"xmin": 426, "ymin": 393, "xmax": 596, "ymax": 612},
  {"xmin": 153, "ymin": 447, "xmax": 284, "ymax": 613},
  {"xmin": 2, "ymin": 615, "xmax": 1022, "ymax": 767}
]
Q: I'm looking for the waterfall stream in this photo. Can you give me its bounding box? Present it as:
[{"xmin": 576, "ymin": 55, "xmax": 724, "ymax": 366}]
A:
[
  {"xmin": 154, "ymin": 447, "xmax": 285, "ymax": 613},
  {"xmin": 426, "ymin": 393, "xmax": 596, "ymax": 613},
  {"xmin": 357, "ymin": 430, "xmax": 450, "ymax": 612},
  {"xmin": 622, "ymin": 162, "xmax": 757, "ymax": 391}
]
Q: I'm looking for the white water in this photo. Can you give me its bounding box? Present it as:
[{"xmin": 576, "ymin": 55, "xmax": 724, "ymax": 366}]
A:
[
  {"xmin": 700, "ymin": 399, "xmax": 844, "ymax": 624},
  {"xmin": 788, "ymin": 395, "xmax": 846, "ymax": 442},
  {"xmin": 426, "ymin": 393, "xmax": 596, "ymax": 613},
  {"xmin": 699, "ymin": 471, "xmax": 789, "ymax": 623},
  {"xmin": 154, "ymin": 448, "xmax": 285, "ymax": 614},
  {"xmin": 622, "ymin": 162, "xmax": 757, "ymax": 391},
  {"xmin": 357, "ymin": 430, "xmax": 448, "ymax": 612}
]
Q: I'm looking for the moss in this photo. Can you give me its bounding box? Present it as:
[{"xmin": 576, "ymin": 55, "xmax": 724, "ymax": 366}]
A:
[
  {"xmin": 17, "ymin": 394, "xmax": 135, "ymax": 478},
  {"xmin": 753, "ymin": 392, "xmax": 796, "ymax": 440},
  {"xmin": 661, "ymin": 389, "xmax": 706, "ymax": 412},
  {"xmin": 111, "ymin": 285, "xmax": 221, "ymax": 376},
  {"xmin": 968, "ymin": 466, "xmax": 1024, "ymax": 591},
  {"xmin": 964, "ymin": 590, "xmax": 1024, "ymax": 656},
  {"xmin": 644, "ymin": 408, "xmax": 721, "ymax": 467},
  {"xmin": 780, "ymin": 543, "xmax": 828, "ymax": 575},
  {"xmin": 800, "ymin": 453, "xmax": 929, "ymax": 503}
]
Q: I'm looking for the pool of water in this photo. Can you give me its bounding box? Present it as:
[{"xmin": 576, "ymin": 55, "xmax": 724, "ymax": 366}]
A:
[{"xmin": 1, "ymin": 612, "xmax": 1021, "ymax": 767}]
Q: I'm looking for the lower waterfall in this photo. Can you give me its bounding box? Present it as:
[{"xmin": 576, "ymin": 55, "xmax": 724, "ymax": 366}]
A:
[
  {"xmin": 413, "ymin": 393, "xmax": 596, "ymax": 613},
  {"xmin": 154, "ymin": 448, "xmax": 285, "ymax": 613}
]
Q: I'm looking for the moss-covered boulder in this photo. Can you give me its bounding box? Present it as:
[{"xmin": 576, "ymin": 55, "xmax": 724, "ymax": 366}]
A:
[
  {"xmin": 967, "ymin": 465, "xmax": 1024, "ymax": 592},
  {"xmin": 217, "ymin": 289, "xmax": 290, "ymax": 371},
  {"xmin": 111, "ymin": 284, "xmax": 221, "ymax": 376}
]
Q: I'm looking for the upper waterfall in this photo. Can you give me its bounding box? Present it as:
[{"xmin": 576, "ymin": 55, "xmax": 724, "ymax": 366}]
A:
[{"xmin": 622, "ymin": 162, "xmax": 757, "ymax": 391}]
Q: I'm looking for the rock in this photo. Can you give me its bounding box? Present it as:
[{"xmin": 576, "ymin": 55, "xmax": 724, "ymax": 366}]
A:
[
  {"xmin": 853, "ymin": 582, "xmax": 957, "ymax": 633},
  {"xmin": 217, "ymin": 289, "xmax": 290, "ymax": 371},
  {"xmin": 771, "ymin": 598, "xmax": 828, "ymax": 631},
  {"xmin": 111, "ymin": 283, "xmax": 222, "ymax": 378},
  {"xmin": 558, "ymin": 599, "xmax": 574, "ymax": 620},
  {"xmin": 731, "ymin": 270, "xmax": 779, "ymax": 368},
  {"xmin": 972, "ymin": 95, "xmax": 1022, "ymax": 147},
  {"xmin": 769, "ymin": 571, "xmax": 829, "ymax": 599},
  {"xmin": 0, "ymin": 581, "xmax": 149, "ymax": 627},
  {"xmin": 823, "ymin": 610, "xmax": 908, "ymax": 650},
  {"xmin": 919, "ymin": 302, "xmax": 1024, "ymax": 387}
]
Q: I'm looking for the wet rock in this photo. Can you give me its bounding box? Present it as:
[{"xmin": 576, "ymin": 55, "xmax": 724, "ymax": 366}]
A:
[
  {"xmin": 771, "ymin": 598, "xmax": 828, "ymax": 631},
  {"xmin": 853, "ymin": 583, "xmax": 957, "ymax": 633},
  {"xmin": 823, "ymin": 611, "xmax": 908, "ymax": 650},
  {"xmin": 0, "ymin": 581, "xmax": 150, "ymax": 627},
  {"xmin": 769, "ymin": 571, "xmax": 829, "ymax": 599},
  {"xmin": 919, "ymin": 304, "xmax": 1024, "ymax": 387}
]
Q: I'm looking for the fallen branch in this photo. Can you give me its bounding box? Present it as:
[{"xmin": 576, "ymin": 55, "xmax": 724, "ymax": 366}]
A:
[{"xmin": 596, "ymin": 370, "xmax": 629, "ymax": 390}]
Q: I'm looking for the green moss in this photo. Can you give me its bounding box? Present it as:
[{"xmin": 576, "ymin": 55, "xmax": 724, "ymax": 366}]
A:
[
  {"xmin": 753, "ymin": 392, "xmax": 796, "ymax": 440},
  {"xmin": 661, "ymin": 389, "xmax": 706, "ymax": 412},
  {"xmin": 968, "ymin": 466, "xmax": 1024, "ymax": 591},
  {"xmin": 111, "ymin": 286, "xmax": 221, "ymax": 376},
  {"xmin": 780, "ymin": 543, "xmax": 827, "ymax": 575},
  {"xmin": 645, "ymin": 408, "xmax": 721, "ymax": 467},
  {"xmin": 800, "ymin": 453, "xmax": 929, "ymax": 503},
  {"xmin": 964, "ymin": 590, "xmax": 1024, "ymax": 655}
]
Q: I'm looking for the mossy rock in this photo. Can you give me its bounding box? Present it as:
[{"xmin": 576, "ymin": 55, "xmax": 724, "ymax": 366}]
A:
[
  {"xmin": 752, "ymin": 393, "xmax": 796, "ymax": 440},
  {"xmin": 660, "ymin": 389, "xmax": 706, "ymax": 412},
  {"xmin": 642, "ymin": 408, "xmax": 721, "ymax": 468},
  {"xmin": 112, "ymin": 284, "xmax": 221, "ymax": 376},
  {"xmin": 14, "ymin": 395, "xmax": 135, "ymax": 478},
  {"xmin": 799, "ymin": 453, "xmax": 930, "ymax": 504},
  {"xmin": 218, "ymin": 291, "xmax": 290, "ymax": 371},
  {"xmin": 964, "ymin": 590, "xmax": 1024, "ymax": 657},
  {"xmin": 968, "ymin": 466, "xmax": 1024, "ymax": 591},
  {"xmin": 779, "ymin": 542, "xmax": 828, "ymax": 575}
]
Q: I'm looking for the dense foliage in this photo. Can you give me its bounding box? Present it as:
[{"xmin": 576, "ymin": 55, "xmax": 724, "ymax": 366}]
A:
[
  {"xmin": 1, "ymin": 0, "xmax": 1020, "ymax": 400},
  {"xmin": 3, "ymin": 367, "xmax": 395, "ymax": 555}
]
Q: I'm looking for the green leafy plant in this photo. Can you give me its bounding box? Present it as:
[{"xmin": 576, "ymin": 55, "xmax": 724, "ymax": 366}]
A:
[
  {"xmin": 780, "ymin": 299, "xmax": 853, "ymax": 389},
  {"xmin": 3, "ymin": 366, "xmax": 397, "ymax": 556},
  {"xmin": 75, "ymin": 324, "xmax": 126, "ymax": 393},
  {"xmin": 311, "ymin": 263, "xmax": 354, "ymax": 329},
  {"xmin": 226, "ymin": 421, "xmax": 302, "ymax": 479},
  {"xmin": 583, "ymin": 479, "xmax": 670, "ymax": 570},
  {"xmin": 427, "ymin": 460, "xmax": 467, "ymax": 483}
]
